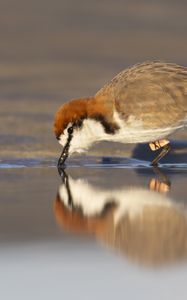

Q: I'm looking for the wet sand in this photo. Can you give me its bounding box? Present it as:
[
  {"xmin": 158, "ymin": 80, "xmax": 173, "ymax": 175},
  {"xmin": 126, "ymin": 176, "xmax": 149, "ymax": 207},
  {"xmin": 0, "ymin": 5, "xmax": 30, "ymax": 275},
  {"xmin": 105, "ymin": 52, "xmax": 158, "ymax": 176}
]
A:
[{"xmin": 1, "ymin": 0, "xmax": 187, "ymax": 299}]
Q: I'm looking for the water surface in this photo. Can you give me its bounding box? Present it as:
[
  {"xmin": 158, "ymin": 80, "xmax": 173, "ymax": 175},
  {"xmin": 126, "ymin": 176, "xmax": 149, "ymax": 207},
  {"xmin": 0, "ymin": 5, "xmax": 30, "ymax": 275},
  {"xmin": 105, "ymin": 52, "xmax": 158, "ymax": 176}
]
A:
[{"xmin": 1, "ymin": 158, "xmax": 187, "ymax": 300}]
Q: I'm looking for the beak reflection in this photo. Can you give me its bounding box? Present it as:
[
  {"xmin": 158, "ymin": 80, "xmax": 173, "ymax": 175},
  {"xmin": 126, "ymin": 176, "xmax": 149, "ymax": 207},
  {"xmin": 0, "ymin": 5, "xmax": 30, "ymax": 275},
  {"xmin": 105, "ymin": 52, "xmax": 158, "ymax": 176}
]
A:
[{"xmin": 58, "ymin": 147, "xmax": 69, "ymax": 169}]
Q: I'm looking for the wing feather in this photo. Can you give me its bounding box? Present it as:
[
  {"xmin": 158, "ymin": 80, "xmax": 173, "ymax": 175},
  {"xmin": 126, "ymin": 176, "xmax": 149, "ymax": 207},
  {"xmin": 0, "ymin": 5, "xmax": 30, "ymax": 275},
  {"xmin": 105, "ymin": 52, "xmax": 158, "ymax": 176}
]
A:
[{"xmin": 96, "ymin": 61, "xmax": 187, "ymax": 129}]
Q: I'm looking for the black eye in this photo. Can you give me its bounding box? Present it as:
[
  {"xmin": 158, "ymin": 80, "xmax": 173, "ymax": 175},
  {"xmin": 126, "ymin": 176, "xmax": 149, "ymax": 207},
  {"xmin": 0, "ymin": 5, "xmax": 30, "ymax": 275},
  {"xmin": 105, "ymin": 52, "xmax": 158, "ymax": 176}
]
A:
[{"xmin": 67, "ymin": 126, "xmax": 74, "ymax": 135}]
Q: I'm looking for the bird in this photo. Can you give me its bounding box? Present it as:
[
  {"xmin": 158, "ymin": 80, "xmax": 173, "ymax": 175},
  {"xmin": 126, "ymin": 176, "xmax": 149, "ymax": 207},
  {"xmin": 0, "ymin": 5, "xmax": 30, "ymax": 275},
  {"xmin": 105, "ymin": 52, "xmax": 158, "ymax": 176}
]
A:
[{"xmin": 54, "ymin": 61, "xmax": 187, "ymax": 167}]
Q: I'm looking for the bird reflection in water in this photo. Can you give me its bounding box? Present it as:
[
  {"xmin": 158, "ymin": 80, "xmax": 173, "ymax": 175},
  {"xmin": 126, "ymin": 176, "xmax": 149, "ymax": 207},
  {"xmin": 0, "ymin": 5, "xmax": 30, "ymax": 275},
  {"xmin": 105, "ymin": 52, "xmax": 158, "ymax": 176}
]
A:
[{"xmin": 54, "ymin": 168, "xmax": 187, "ymax": 267}]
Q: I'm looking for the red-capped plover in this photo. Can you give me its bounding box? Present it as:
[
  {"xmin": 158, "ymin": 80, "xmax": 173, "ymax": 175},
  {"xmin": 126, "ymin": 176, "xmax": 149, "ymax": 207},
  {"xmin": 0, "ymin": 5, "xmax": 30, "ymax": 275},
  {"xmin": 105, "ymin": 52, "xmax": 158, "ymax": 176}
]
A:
[{"xmin": 54, "ymin": 61, "xmax": 187, "ymax": 166}]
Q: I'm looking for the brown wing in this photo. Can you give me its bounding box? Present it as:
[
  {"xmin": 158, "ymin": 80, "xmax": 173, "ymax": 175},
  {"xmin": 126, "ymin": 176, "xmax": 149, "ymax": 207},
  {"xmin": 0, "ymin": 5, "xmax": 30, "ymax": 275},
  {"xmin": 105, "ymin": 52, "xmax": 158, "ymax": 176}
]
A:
[{"xmin": 96, "ymin": 61, "xmax": 187, "ymax": 129}]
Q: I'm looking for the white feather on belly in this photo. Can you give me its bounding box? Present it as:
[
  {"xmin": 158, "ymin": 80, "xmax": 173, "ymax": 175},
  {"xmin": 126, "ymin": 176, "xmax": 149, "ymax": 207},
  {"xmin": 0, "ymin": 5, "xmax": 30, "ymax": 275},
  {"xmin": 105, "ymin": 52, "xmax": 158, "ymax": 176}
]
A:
[{"xmin": 112, "ymin": 111, "xmax": 183, "ymax": 143}]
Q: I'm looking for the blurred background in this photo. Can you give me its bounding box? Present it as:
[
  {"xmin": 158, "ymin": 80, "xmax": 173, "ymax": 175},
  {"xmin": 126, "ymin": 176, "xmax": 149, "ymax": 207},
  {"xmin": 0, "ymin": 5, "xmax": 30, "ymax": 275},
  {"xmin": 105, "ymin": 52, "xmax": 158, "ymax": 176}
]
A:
[
  {"xmin": 1, "ymin": 0, "xmax": 187, "ymax": 159},
  {"xmin": 1, "ymin": 2, "xmax": 187, "ymax": 299}
]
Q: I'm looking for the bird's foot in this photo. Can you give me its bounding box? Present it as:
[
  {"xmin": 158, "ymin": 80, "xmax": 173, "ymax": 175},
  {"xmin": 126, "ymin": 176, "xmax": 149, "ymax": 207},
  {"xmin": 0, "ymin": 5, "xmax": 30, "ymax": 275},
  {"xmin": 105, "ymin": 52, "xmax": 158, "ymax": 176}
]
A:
[
  {"xmin": 149, "ymin": 139, "xmax": 170, "ymax": 151},
  {"xmin": 149, "ymin": 140, "xmax": 171, "ymax": 166}
]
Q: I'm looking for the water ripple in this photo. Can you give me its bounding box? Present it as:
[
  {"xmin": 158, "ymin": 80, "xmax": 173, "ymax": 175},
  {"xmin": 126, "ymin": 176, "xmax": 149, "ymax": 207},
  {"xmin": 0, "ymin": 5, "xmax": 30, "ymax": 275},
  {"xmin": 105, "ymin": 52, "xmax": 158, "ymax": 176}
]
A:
[{"xmin": 1, "ymin": 156, "xmax": 187, "ymax": 171}]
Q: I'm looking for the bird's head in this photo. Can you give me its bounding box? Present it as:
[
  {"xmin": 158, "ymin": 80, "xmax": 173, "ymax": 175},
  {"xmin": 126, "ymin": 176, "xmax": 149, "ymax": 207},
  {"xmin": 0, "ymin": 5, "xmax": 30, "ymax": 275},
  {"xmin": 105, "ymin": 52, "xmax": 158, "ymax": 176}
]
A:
[
  {"xmin": 54, "ymin": 98, "xmax": 90, "ymax": 166},
  {"xmin": 54, "ymin": 96, "xmax": 118, "ymax": 167}
]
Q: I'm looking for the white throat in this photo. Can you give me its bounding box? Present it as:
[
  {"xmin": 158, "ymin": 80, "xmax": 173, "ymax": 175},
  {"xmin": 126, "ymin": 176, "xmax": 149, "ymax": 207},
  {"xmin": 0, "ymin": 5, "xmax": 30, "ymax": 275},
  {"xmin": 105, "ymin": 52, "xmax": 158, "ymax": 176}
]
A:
[{"xmin": 59, "ymin": 118, "xmax": 109, "ymax": 154}]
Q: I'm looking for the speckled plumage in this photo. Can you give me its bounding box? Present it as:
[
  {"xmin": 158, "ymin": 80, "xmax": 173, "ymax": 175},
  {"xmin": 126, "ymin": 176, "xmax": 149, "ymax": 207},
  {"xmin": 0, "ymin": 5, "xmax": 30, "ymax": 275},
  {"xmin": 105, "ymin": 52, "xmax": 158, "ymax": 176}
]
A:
[{"xmin": 96, "ymin": 61, "xmax": 187, "ymax": 129}]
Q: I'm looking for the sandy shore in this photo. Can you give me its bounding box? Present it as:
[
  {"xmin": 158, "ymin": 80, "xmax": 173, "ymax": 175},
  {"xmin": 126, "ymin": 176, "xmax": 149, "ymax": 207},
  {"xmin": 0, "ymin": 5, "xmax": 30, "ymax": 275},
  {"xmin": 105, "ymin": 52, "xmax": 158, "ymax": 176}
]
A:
[{"xmin": 0, "ymin": 0, "xmax": 187, "ymax": 159}]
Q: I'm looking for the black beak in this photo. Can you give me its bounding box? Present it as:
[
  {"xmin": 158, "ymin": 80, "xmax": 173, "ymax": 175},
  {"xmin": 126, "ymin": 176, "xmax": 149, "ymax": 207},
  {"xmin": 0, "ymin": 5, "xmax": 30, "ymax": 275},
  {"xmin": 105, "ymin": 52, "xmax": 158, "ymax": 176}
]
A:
[
  {"xmin": 58, "ymin": 145, "xmax": 69, "ymax": 167},
  {"xmin": 57, "ymin": 126, "xmax": 74, "ymax": 169}
]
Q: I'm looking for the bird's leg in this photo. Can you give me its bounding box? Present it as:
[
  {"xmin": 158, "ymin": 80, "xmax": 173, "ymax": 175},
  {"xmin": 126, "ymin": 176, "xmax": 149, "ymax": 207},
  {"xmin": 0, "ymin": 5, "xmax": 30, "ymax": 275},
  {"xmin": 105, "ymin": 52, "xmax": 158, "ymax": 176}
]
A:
[{"xmin": 149, "ymin": 139, "xmax": 171, "ymax": 166}]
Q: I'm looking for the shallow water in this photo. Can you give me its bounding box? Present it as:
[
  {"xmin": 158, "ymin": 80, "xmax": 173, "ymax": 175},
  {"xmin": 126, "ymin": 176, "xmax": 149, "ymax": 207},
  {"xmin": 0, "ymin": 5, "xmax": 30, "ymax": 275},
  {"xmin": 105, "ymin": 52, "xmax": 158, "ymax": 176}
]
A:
[
  {"xmin": 1, "ymin": 0, "xmax": 187, "ymax": 299},
  {"xmin": 1, "ymin": 158, "xmax": 187, "ymax": 299}
]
